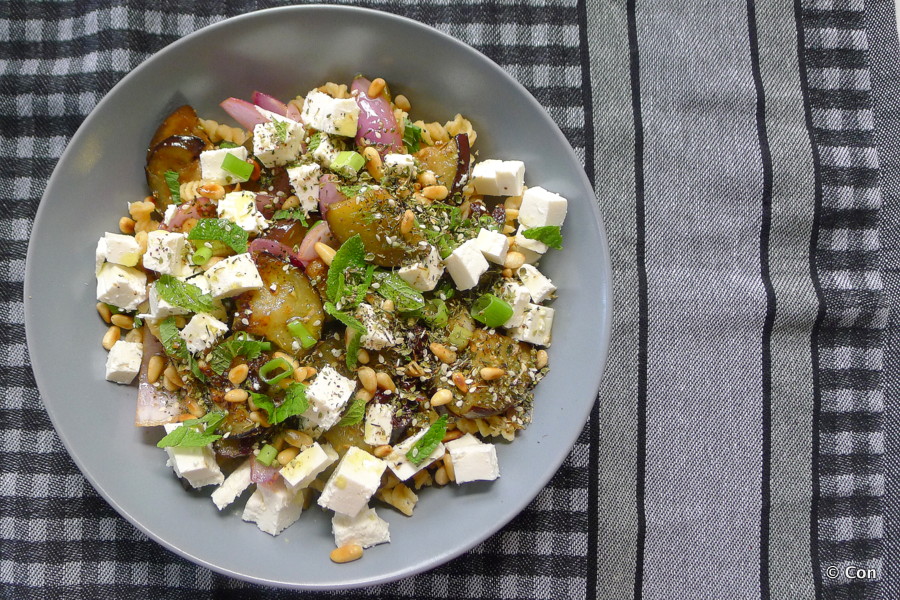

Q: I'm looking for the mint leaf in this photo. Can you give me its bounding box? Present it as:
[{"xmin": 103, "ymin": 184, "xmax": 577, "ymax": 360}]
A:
[
  {"xmin": 187, "ymin": 218, "xmax": 249, "ymax": 254},
  {"xmin": 208, "ymin": 334, "xmax": 271, "ymax": 375},
  {"xmin": 218, "ymin": 141, "xmax": 239, "ymax": 149},
  {"xmin": 326, "ymin": 235, "xmax": 366, "ymax": 302},
  {"xmin": 164, "ymin": 170, "xmax": 181, "ymax": 204},
  {"xmin": 159, "ymin": 316, "xmax": 189, "ymax": 361},
  {"xmin": 271, "ymin": 208, "xmax": 308, "ymax": 225},
  {"xmin": 251, "ymin": 384, "xmax": 309, "ymax": 425},
  {"xmin": 324, "ymin": 301, "xmax": 366, "ymax": 370},
  {"xmin": 402, "ymin": 119, "xmax": 424, "ymax": 153},
  {"xmin": 372, "ymin": 271, "xmax": 426, "ymax": 313},
  {"xmin": 307, "ymin": 132, "xmax": 322, "ymax": 152},
  {"xmin": 406, "ymin": 415, "xmax": 448, "ymax": 465},
  {"xmin": 336, "ymin": 396, "xmax": 366, "ymax": 427},
  {"xmin": 339, "ymin": 184, "xmax": 363, "ymax": 199},
  {"xmin": 155, "ymin": 275, "xmax": 215, "ymax": 314},
  {"xmin": 273, "ymin": 119, "xmax": 289, "ymax": 143},
  {"xmin": 521, "ymin": 225, "xmax": 563, "ymax": 250},
  {"xmin": 156, "ymin": 411, "xmax": 226, "ymax": 448}
]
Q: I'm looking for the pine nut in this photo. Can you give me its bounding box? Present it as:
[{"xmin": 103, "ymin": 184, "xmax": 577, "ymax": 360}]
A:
[
  {"xmin": 405, "ymin": 361, "xmax": 425, "ymax": 378},
  {"xmin": 504, "ymin": 194, "xmax": 524, "ymax": 210},
  {"xmin": 375, "ymin": 372, "xmax": 396, "ymax": 392},
  {"xmin": 118, "ymin": 216, "xmax": 135, "ymax": 234},
  {"xmin": 228, "ymin": 363, "xmax": 249, "ymax": 385},
  {"xmin": 502, "ymin": 224, "xmax": 516, "ymax": 234},
  {"xmin": 280, "ymin": 195, "xmax": 300, "ymax": 210},
  {"xmin": 442, "ymin": 429, "xmax": 463, "ymax": 443},
  {"xmin": 536, "ymin": 349, "xmax": 549, "ymax": 369},
  {"xmin": 163, "ymin": 377, "xmax": 179, "ymax": 392},
  {"xmin": 272, "ymin": 434, "xmax": 286, "ymax": 451},
  {"xmin": 277, "ymin": 446, "xmax": 300, "ymax": 466},
  {"xmin": 502, "ymin": 268, "xmax": 513, "ymax": 278},
  {"xmin": 452, "ymin": 372, "xmax": 469, "ymax": 393},
  {"xmin": 504, "ymin": 208, "xmax": 520, "ymax": 221},
  {"xmin": 504, "ymin": 251, "xmax": 525, "ymax": 270},
  {"xmin": 306, "ymin": 367, "xmax": 317, "ymax": 377},
  {"xmin": 442, "ymin": 453, "xmax": 456, "ymax": 481},
  {"xmin": 357, "ymin": 349, "xmax": 370, "ymax": 365},
  {"xmin": 363, "ymin": 146, "xmax": 383, "ymax": 179},
  {"xmin": 400, "ymin": 210, "xmax": 415, "ymax": 235},
  {"xmin": 248, "ymin": 410, "xmax": 270, "ymax": 427},
  {"xmin": 373, "ymin": 444, "xmax": 393, "ymax": 458},
  {"xmin": 147, "ymin": 355, "xmax": 165, "ymax": 384},
  {"xmin": 367, "ymin": 77, "xmax": 386, "ymax": 98},
  {"xmin": 417, "ymin": 171, "xmax": 437, "ymax": 186},
  {"xmin": 284, "ymin": 429, "xmax": 313, "ymax": 448},
  {"xmin": 434, "ymin": 466, "xmax": 450, "ymax": 486},
  {"xmin": 429, "ymin": 342, "xmax": 456, "ymax": 364},
  {"xmin": 422, "ymin": 185, "xmax": 448, "ymax": 200},
  {"xmin": 480, "ymin": 367, "xmax": 505, "ymax": 381},
  {"xmin": 314, "ymin": 242, "xmax": 336, "ymax": 265},
  {"xmin": 355, "ymin": 389, "xmax": 374, "ymax": 403},
  {"xmin": 330, "ymin": 544, "xmax": 363, "ymax": 564},
  {"xmin": 431, "ymin": 389, "xmax": 453, "ymax": 407},
  {"xmin": 186, "ymin": 399, "xmax": 204, "ymax": 418},
  {"xmin": 224, "ymin": 388, "xmax": 248, "ymax": 403},
  {"xmin": 176, "ymin": 412, "xmax": 195, "ymax": 422},
  {"xmin": 164, "ymin": 364, "xmax": 184, "ymax": 387},
  {"xmin": 358, "ymin": 367, "xmax": 377, "ymax": 393},
  {"xmin": 111, "ymin": 314, "xmax": 134, "ymax": 330},
  {"xmin": 174, "ymin": 316, "xmax": 187, "ymax": 328},
  {"xmin": 293, "ymin": 366, "xmax": 311, "ymax": 382},
  {"xmin": 96, "ymin": 302, "xmax": 112, "ymax": 324},
  {"xmin": 394, "ymin": 94, "xmax": 411, "ymax": 112},
  {"xmin": 381, "ymin": 299, "xmax": 395, "ymax": 313},
  {"xmin": 125, "ymin": 327, "xmax": 143, "ymax": 343},
  {"xmin": 102, "ymin": 326, "xmax": 121, "ymax": 350},
  {"xmin": 198, "ymin": 183, "xmax": 225, "ymax": 201}
]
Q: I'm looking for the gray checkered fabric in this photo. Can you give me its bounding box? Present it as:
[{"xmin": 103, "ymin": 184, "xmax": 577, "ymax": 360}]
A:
[{"xmin": 1, "ymin": 0, "xmax": 891, "ymax": 598}]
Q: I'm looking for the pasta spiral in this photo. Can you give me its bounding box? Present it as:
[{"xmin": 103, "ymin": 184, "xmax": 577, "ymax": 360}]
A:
[{"xmin": 199, "ymin": 118, "xmax": 248, "ymax": 145}]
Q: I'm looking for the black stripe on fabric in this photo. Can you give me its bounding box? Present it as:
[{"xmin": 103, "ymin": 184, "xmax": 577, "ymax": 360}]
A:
[
  {"xmin": 820, "ymin": 369, "xmax": 881, "ymax": 391},
  {"xmin": 819, "ymin": 539, "xmax": 882, "ymax": 562},
  {"xmin": 819, "ymin": 410, "xmax": 883, "ymax": 433},
  {"xmin": 820, "ymin": 207, "xmax": 880, "ymax": 230},
  {"xmin": 626, "ymin": 0, "xmax": 647, "ymax": 598},
  {"xmin": 809, "ymin": 89, "xmax": 872, "ymax": 111},
  {"xmin": 793, "ymin": 0, "xmax": 826, "ymax": 595},
  {"xmin": 818, "ymin": 496, "xmax": 881, "ymax": 519},
  {"xmin": 805, "ymin": 48, "xmax": 868, "ymax": 70},
  {"xmin": 821, "ymin": 166, "xmax": 880, "ymax": 188},
  {"xmin": 820, "ymin": 454, "xmax": 883, "ymax": 476},
  {"xmin": 813, "ymin": 128, "xmax": 875, "ymax": 148},
  {"xmin": 817, "ymin": 249, "xmax": 879, "ymax": 271},
  {"xmin": 575, "ymin": 1, "xmax": 598, "ymax": 599},
  {"xmin": 802, "ymin": 9, "xmax": 866, "ymax": 30},
  {"xmin": 746, "ymin": 1, "xmax": 774, "ymax": 597}
]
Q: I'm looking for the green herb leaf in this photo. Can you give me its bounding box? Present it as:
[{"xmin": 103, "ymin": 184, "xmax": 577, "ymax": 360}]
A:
[
  {"xmin": 132, "ymin": 316, "xmax": 143, "ymax": 328},
  {"xmin": 249, "ymin": 392, "xmax": 276, "ymax": 420},
  {"xmin": 406, "ymin": 415, "xmax": 448, "ymax": 465},
  {"xmin": 326, "ymin": 235, "xmax": 366, "ymax": 302},
  {"xmin": 324, "ymin": 302, "xmax": 366, "ymax": 370},
  {"xmin": 307, "ymin": 132, "xmax": 322, "ymax": 152},
  {"xmin": 164, "ymin": 170, "xmax": 181, "ymax": 204},
  {"xmin": 187, "ymin": 218, "xmax": 249, "ymax": 254},
  {"xmin": 159, "ymin": 316, "xmax": 189, "ymax": 361},
  {"xmin": 272, "ymin": 119, "xmax": 289, "ymax": 143},
  {"xmin": 336, "ymin": 396, "xmax": 366, "ymax": 427},
  {"xmin": 251, "ymin": 384, "xmax": 309, "ymax": 425},
  {"xmin": 208, "ymin": 333, "xmax": 271, "ymax": 375},
  {"xmin": 372, "ymin": 271, "xmax": 426, "ymax": 313},
  {"xmin": 521, "ymin": 225, "xmax": 563, "ymax": 250},
  {"xmin": 271, "ymin": 208, "xmax": 309, "ymax": 225},
  {"xmin": 156, "ymin": 411, "xmax": 226, "ymax": 448},
  {"xmin": 402, "ymin": 119, "xmax": 425, "ymax": 153},
  {"xmin": 189, "ymin": 355, "xmax": 207, "ymax": 383},
  {"xmin": 218, "ymin": 141, "xmax": 239, "ymax": 149},
  {"xmin": 155, "ymin": 275, "xmax": 215, "ymax": 314},
  {"xmin": 339, "ymin": 184, "xmax": 363, "ymax": 198}
]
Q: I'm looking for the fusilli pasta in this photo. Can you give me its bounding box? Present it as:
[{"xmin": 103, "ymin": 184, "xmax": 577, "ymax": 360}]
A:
[{"xmin": 199, "ymin": 118, "xmax": 248, "ymax": 145}]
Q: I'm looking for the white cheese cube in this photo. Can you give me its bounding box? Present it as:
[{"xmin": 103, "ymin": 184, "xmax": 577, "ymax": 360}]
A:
[
  {"xmin": 217, "ymin": 191, "xmax": 268, "ymax": 235},
  {"xmin": 96, "ymin": 263, "xmax": 147, "ymax": 311},
  {"xmin": 95, "ymin": 237, "xmax": 107, "ymax": 275},
  {"xmin": 518, "ymin": 186, "xmax": 568, "ymax": 228},
  {"xmin": 517, "ymin": 264, "xmax": 557, "ymax": 303},
  {"xmin": 181, "ymin": 313, "xmax": 228, "ymax": 354},
  {"xmin": 102, "ymin": 232, "xmax": 141, "ymax": 268},
  {"xmin": 397, "ymin": 245, "xmax": 444, "ymax": 292},
  {"xmin": 104, "ymin": 340, "xmax": 142, "ymax": 384},
  {"xmin": 515, "ymin": 224, "xmax": 548, "ymax": 258},
  {"xmin": 253, "ymin": 115, "xmax": 305, "ymax": 168},
  {"xmin": 142, "ymin": 230, "xmax": 196, "ymax": 277},
  {"xmin": 301, "ymin": 90, "xmax": 360, "ymax": 137},
  {"xmin": 211, "ymin": 457, "xmax": 253, "ymax": 510},
  {"xmin": 332, "ymin": 507, "xmax": 391, "ymax": 549},
  {"xmin": 242, "ymin": 479, "xmax": 303, "ymax": 536},
  {"xmin": 200, "ymin": 146, "xmax": 250, "ymax": 184},
  {"xmin": 311, "ymin": 134, "xmax": 339, "ymax": 168},
  {"xmin": 509, "ymin": 303, "xmax": 555, "ymax": 347},
  {"xmin": 384, "ymin": 428, "xmax": 445, "ymax": 482},
  {"xmin": 383, "ymin": 153, "xmax": 417, "ymax": 177},
  {"xmin": 498, "ymin": 281, "xmax": 531, "ymax": 328},
  {"xmin": 204, "ymin": 253, "xmax": 263, "ymax": 299},
  {"xmin": 446, "ymin": 434, "xmax": 500, "ymax": 484},
  {"xmin": 318, "ymin": 447, "xmax": 386, "ymax": 517},
  {"xmin": 163, "ymin": 204, "xmax": 178, "ymax": 226},
  {"xmin": 145, "ymin": 283, "xmax": 190, "ymax": 319},
  {"xmin": 301, "ymin": 365, "xmax": 357, "ymax": 433},
  {"xmin": 474, "ymin": 228, "xmax": 509, "ymax": 265},
  {"xmin": 363, "ymin": 404, "xmax": 394, "ymax": 446},
  {"xmin": 471, "ymin": 159, "xmax": 525, "ymax": 196},
  {"xmin": 286, "ymin": 163, "xmax": 321, "ymax": 215},
  {"xmin": 162, "ymin": 422, "xmax": 224, "ymax": 488},
  {"xmin": 280, "ymin": 442, "xmax": 339, "ymax": 492},
  {"xmin": 355, "ymin": 303, "xmax": 396, "ymax": 351},
  {"xmin": 444, "ymin": 239, "xmax": 489, "ymax": 291}
]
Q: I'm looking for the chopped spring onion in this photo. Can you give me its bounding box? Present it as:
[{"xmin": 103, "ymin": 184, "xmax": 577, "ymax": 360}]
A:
[
  {"xmin": 221, "ymin": 153, "xmax": 253, "ymax": 182},
  {"xmin": 259, "ymin": 357, "xmax": 293, "ymax": 385},
  {"xmin": 448, "ymin": 325, "xmax": 473, "ymax": 349},
  {"xmin": 330, "ymin": 151, "xmax": 365, "ymax": 176},
  {"xmin": 257, "ymin": 444, "xmax": 278, "ymax": 466},
  {"xmin": 470, "ymin": 294, "xmax": 514, "ymax": 328},
  {"xmin": 191, "ymin": 246, "xmax": 213, "ymax": 265},
  {"xmin": 287, "ymin": 319, "xmax": 317, "ymax": 349}
]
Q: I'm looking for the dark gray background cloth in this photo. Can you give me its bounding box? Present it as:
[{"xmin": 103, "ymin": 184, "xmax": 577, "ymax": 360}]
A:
[{"xmin": 0, "ymin": 1, "xmax": 888, "ymax": 599}]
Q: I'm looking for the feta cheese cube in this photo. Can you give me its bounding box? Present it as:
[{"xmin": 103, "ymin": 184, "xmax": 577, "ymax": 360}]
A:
[
  {"xmin": 301, "ymin": 365, "xmax": 357, "ymax": 433},
  {"xmin": 363, "ymin": 403, "xmax": 394, "ymax": 446},
  {"xmin": 509, "ymin": 303, "xmax": 555, "ymax": 346},
  {"xmin": 471, "ymin": 159, "xmax": 525, "ymax": 196},
  {"xmin": 474, "ymin": 228, "xmax": 509, "ymax": 265},
  {"xmin": 383, "ymin": 153, "xmax": 417, "ymax": 177},
  {"xmin": 96, "ymin": 263, "xmax": 147, "ymax": 311},
  {"xmin": 517, "ymin": 264, "xmax": 556, "ymax": 303},
  {"xmin": 356, "ymin": 303, "xmax": 395, "ymax": 351},
  {"xmin": 280, "ymin": 442, "xmax": 339, "ymax": 492},
  {"xmin": 318, "ymin": 447, "xmax": 386, "ymax": 517},
  {"xmin": 105, "ymin": 340, "xmax": 142, "ymax": 384},
  {"xmin": 286, "ymin": 163, "xmax": 321, "ymax": 214},
  {"xmin": 514, "ymin": 224, "xmax": 548, "ymax": 258},
  {"xmin": 204, "ymin": 253, "xmax": 263, "ymax": 299},
  {"xmin": 311, "ymin": 134, "xmax": 339, "ymax": 168},
  {"xmin": 253, "ymin": 115, "xmax": 305, "ymax": 168},
  {"xmin": 444, "ymin": 239, "xmax": 489, "ymax": 291},
  {"xmin": 144, "ymin": 283, "xmax": 189, "ymax": 319},
  {"xmin": 301, "ymin": 90, "xmax": 360, "ymax": 137},
  {"xmin": 397, "ymin": 245, "xmax": 444, "ymax": 292},
  {"xmin": 384, "ymin": 428, "xmax": 445, "ymax": 481},
  {"xmin": 95, "ymin": 238, "xmax": 107, "ymax": 275},
  {"xmin": 200, "ymin": 145, "xmax": 250, "ymax": 184},
  {"xmin": 162, "ymin": 422, "xmax": 224, "ymax": 488},
  {"xmin": 142, "ymin": 230, "xmax": 196, "ymax": 277},
  {"xmin": 181, "ymin": 313, "xmax": 228, "ymax": 354},
  {"xmin": 518, "ymin": 186, "xmax": 568, "ymax": 228},
  {"xmin": 101, "ymin": 232, "xmax": 141, "ymax": 268},
  {"xmin": 242, "ymin": 479, "xmax": 303, "ymax": 536},
  {"xmin": 446, "ymin": 434, "xmax": 500, "ymax": 484},
  {"xmin": 332, "ymin": 507, "xmax": 391, "ymax": 549},
  {"xmin": 211, "ymin": 457, "xmax": 253, "ymax": 510},
  {"xmin": 498, "ymin": 281, "xmax": 531, "ymax": 328},
  {"xmin": 217, "ymin": 191, "xmax": 268, "ymax": 235},
  {"xmin": 163, "ymin": 204, "xmax": 178, "ymax": 226}
]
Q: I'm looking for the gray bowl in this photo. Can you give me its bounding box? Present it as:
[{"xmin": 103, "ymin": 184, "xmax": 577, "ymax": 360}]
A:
[{"xmin": 25, "ymin": 5, "xmax": 612, "ymax": 589}]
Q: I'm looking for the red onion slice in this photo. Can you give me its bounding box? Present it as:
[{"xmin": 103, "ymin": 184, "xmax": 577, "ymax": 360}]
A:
[
  {"xmin": 135, "ymin": 333, "xmax": 180, "ymax": 426},
  {"xmin": 295, "ymin": 221, "xmax": 336, "ymax": 267},
  {"xmin": 163, "ymin": 196, "xmax": 217, "ymax": 231},
  {"xmin": 286, "ymin": 101, "xmax": 303, "ymax": 122},
  {"xmin": 249, "ymin": 238, "xmax": 292, "ymax": 261},
  {"xmin": 318, "ymin": 174, "xmax": 348, "ymax": 218},
  {"xmin": 251, "ymin": 91, "xmax": 288, "ymax": 117},
  {"xmin": 352, "ymin": 77, "xmax": 403, "ymax": 155},
  {"xmin": 250, "ymin": 457, "xmax": 280, "ymax": 484},
  {"xmin": 221, "ymin": 97, "xmax": 268, "ymax": 130}
]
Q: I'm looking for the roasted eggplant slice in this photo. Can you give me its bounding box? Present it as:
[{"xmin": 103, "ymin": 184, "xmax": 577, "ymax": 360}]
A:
[
  {"xmin": 415, "ymin": 133, "xmax": 470, "ymax": 195},
  {"xmin": 146, "ymin": 105, "xmax": 212, "ymax": 157},
  {"xmin": 145, "ymin": 135, "xmax": 206, "ymax": 209}
]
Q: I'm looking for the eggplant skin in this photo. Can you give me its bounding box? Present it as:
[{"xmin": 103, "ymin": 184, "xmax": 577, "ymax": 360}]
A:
[
  {"xmin": 145, "ymin": 135, "xmax": 206, "ymax": 208},
  {"xmin": 146, "ymin": 105, "xmax": 211, "ymax": 157}
]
